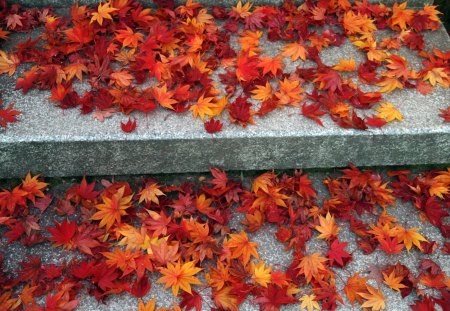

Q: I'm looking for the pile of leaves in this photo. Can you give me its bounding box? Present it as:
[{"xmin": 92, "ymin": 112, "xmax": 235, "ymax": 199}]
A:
[
  {"xmin": 0, "ymin": 165, "xmax": 449, "ymax": 310},
  {"xmin": 0, "ymin": 0, "xmax": 449, "ymax": 132}
]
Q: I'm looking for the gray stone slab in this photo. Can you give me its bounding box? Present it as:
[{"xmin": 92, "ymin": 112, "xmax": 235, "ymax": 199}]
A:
[
  {"xmin": 8, "ymin": 0, "xmax": 434, "ymax": 8},
  {"xmin": 0, "ymin": 22, "xmax": 449, "ymax": 178},
  {"xmin": 2, "ymin": 170, "xmax": 449, "ymax": 310}
]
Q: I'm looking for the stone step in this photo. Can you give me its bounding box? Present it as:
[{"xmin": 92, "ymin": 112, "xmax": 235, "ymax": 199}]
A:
[
  {"xmin": 9, "ymin": 0, "xmax": 435, "ymax": 9},
  {"xmin": 0, "ymin": 4, "xmax": 449, "ymax": 178}
]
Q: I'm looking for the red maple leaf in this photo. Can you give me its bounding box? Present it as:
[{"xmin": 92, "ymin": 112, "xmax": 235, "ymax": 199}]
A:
[
  {"xmin": 0, "ymin": 103, "xmax": 21, "ymax": 128},
  {"xmin": 301, "ymin": 102, "xmax": 327, "ymax": 126},
  {"xmin": 204, "ymin": 118, "xmax": 223, "ymax": 133},
  {"xmin": 121, "ymin": 117, "xmax": 137, "ymax": 133},
  {"xmin": 128, "ymin": 276, "xmax": 151, "ymax": 298},
  {"xmin": 48, "ymin": 219, "xmax": 77, "ymax": 248},
  {"xmin": 180, "ymin": 290, "xmax": 203, "ymax": 311},
  {"xmin": 439, "ymin": 107, "xmax": 450, "ymax": 122},
  {"xmin": 228, "ymin": 95, "xmax": 253, "ymax": 127},
  {"xmin": 254, "ymin": 285, "xmax": 297, "ymax": 310},
  {"xmin": 327, "ymin": 239, "xmax": 352, "ymax": 267}
]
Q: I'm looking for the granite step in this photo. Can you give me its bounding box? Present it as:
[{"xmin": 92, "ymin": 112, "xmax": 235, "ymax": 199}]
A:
[{"xmin": 0, "ymin": 3, "xmax": 449, "ymax": 178}]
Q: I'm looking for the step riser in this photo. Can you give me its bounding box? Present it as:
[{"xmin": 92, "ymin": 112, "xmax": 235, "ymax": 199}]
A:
[{"xmin": 10, "ymin": 0, "xmax": 434, "ymax": 8}]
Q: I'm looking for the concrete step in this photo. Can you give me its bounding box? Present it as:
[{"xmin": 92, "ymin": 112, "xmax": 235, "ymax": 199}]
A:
[{"xmin": 0, "ymin": 4, "xmax": 449, "ymax": 178}]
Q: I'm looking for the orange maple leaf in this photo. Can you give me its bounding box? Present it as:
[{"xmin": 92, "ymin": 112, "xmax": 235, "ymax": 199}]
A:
[
  {"xmin": 138, "ymin": 183, "xmax": 165, "ymax": 204},
  {"xmin": 64, "ymin": 63, "xmax": 88, "ymax": 82},
  {"xmin": 344, "ymin": 273, "xmax": 369, "ymax": 305},
  {"xmin": 280, "ymin": 42, "xmax": 307, "ymax": 62},
  {"xmin": 226, "ymin": 230, "xmax": 259, "ymax": 265},
  {"xmin": 250, "ymin": 261, "xmax": 272, "ymax": 287},
  {"xmin": 275, "ymin": 77, "xmax": 304, "ymax": 106},
  {"xmin": 21, "ymin": 172, "xmax": 48, "ymax": 204},
  {"xmin": 315, "ymin": 212, "xmax": 340, "ymax": 241},
  {"xmin": 377, "ymin": 78, "xmax": 404, "ymax": 93},
  {"xmin": 110, "ymin": 70, "xmax": 133, "ymax": 88},
  {"xmin": 152, "ymin": 84, "xmax": 178, "ymax": 110},
  {"xmin": 90, "ymin": 1, "xmax": 118, "ymax": 26},
  {"xmin": 257, "ymin": 56, "xmax": 284, "ymax": 76},
  {"xmin": 251, "ymin": 82, "xmax": 273, "ymax": 101},
  {"xmin": 0, "ymin": 50, "xmax": 19, "ymax": 76},
  {"xmin": 252, "ymin": 172, "xmax": 274, "ymax": 193},
  {"xmin": 212, "ymin": 287, "xmax": 239, "ymax": 311},
  {"xmin": 138, "ymin": 298, "xmax": 156, "ymax": 311},
  {"xmin": 297, "ymin": 253, "xmax": 327, "ymax": 283},
  {"xmin": 157, "ymin": 261, "xmax": 202, "ymax": 296},
  {"xmin": 382, "ymin": 270, "xmax": 407, "ymax": 291},
  {"xmin": 91, "ymin": 186, "xmax": 133, "ymax": 231},
  {"xmin": 332, "ymin": 58, "xmax": 356, "ymax": 72},
  {"xmin": 190, "ymin": 95, "xmax": 216, "ymax": 120},
  {"xmin": 102, "ymin": 248, "xmax": 141, "ymax": 276},
  {"xmin": 397, "ymin": 227, "xmax": 427, "ymax": 251},
  {"xmin": 115, "ymin": 26, "xmax": 144, "ymax": 48},
  {"xmin": 384, "ymin": 55, "xmax": 410, "ymax": 81},
  {"xmin": 358, "ymin": 286, "xmax": 385, "ymax": 310},
  {"xmin": 343, "ymin": 11, "xmax": 376, "ymax": 35},
  {"xmin": 388, "ymin": 2, "xmax": 414, "ymax": 31}
]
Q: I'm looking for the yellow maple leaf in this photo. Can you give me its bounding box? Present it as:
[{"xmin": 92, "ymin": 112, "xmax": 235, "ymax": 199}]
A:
[
  {"xmin": 213, "ymin": 287, "xmax": 239, "ymax": 311},
  {"xmin": 231, "ymin": 1, "xmax": 253, "ymax": 19},
  {"xmin": 91, "ymin": 186, "xmax": 133, "ymax": 231},
  {"xmin": 315, "ymin": 212, "xmax": 340, "ymax": 241},
  {"xmin": 382, "ymin": 271, "xmax": 407, "ymax": 292},
  {"xmin": 358, "ymin": 286, "xmax": 385, "ymax": 310},
  {"xmin": 397, "ymin": 227, "xmax": 427, "ymax": 251},
  {"xmin": 225, "ymin": 231, "xmax": 259, "ymax": 265},
  {"xmin": 423, "ymin": 68, "xmax": 449, "ymax": 88},
  {"xmin": 377, "ymin": 78, "xmax": 404, "ymax": 93},
  {"xmin": 90, "ymin": 1, "xmax": 118, "ymax": 26},
  {"xmin": 299, "ymin": 294, "xmax": 321, "ymax": 311},
  {"xmin": 138, "ymin": 183, "xmax": 165, "ymax": 204},
  {"xmin": 332, "ymin": 58, "xmax": 356, "ymax": 72},
  {"xmin": 280, "ymin": 42, "xmax": 307, "ymax": 62},
  {"xmin": 251, "ymin": 82, "xmax": 273, "ymax": 101},
  {"xmin": 375, "ymin": 102, "xmax": 403, "ymax": 122},
  {"xmin": 157, "ymin": 261, "xmax": 202, "ymax": 296},
  {"xmin": 190, "ymin": 94, "xmax": 216, "ymax": 120},
  {"xmin": 250, "ymin": 261, "xmax": 272, "ymax": 287},
  {"xmin": 0, "ymin": 50, "xmax": 19, "ymax": 76}
]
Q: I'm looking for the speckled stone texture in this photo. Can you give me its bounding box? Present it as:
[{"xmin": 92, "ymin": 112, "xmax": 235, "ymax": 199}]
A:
[
  {"xmin": 1, "ymin": 170, "xmax": 449, "ymax": 310},
  {"xmin": 0, "ymin": 18, "xmax": 449, "ymax": 177},
  {"xmin": 7, "ymin": 0, "xmax": 435, "ymax": 9}
]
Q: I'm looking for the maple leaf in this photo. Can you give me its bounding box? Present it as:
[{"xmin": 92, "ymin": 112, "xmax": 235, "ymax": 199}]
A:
[
  {"xmin": 138, "ymin": 298, "xmax": 156, "ymax": 311},
  {"xmin": 157, "ymin": 261, "xmax": 202, "ymax": 296},
  {"xmin": 250, "ymin": 261, "xmax": 272, "ymax": 288},
  {"xmin": 257, "ymin": 56, "xmax": 283, "ymax": 77},
  {"xmin": 251, "ymin": 82, "xmax": 273, "ymax": 101},
  {"xmin": 297, "ymin": 253, "xmax": 327, "ymax": 283},
  {"xmin": 332, "ymin": 58, "xmax": 356, "ymax": 72},
  {"xmin": 49, "ymin": 84, "xmax": 71, "ymax": 102},
  {"xmin": 377, "ymin": 78, "xmax": 404, "ymax": 93},
  {"xmin": 115, "ymin": 26, "xmax": 144, "ymax": 48},
  {"xmin": 190, "ymin": 95, "xmax": 215, "ymax": 120},
  {"xmin": 153, "ymin": 84, "xmax": 178, "ymax": 110},
  {"xmin": 299, "ymin": 294, "xmax": 320, "ymax": 311},
  {"xmin": 254, "ymin": 284, "xmax": 297, "ymax": 310},
  {"xmin": 204, "ymin": 119, "xmax": 223, "ymax": 134},
  {"xmin": 110, "ymin": 70, "xmax": 133, "ymax": 87},
  {"xmin": 48, "ymin": 219, "xmax": 77, "ymax": 249},
  {"xmin": 327, "ymin": 239, "xmax": 352, "ymax": 267},
  {"xmin": 138, "ymin": 183, "xmax": 165, "ymax": 204},
  {"xmin": 180, "ymin": 290, "xmax": 202, "ymax": 311},
  {"xmin": 314, "ymin": 71, "xmax": 342, "ymax": 93},
  {"xmin": 226, "ymin": 230, "xmax": 259, "ymax": 265},
  {"xmin": 212, "ymin": 287, "xmax": 239, "ymax": 311},
  {"xmin": 315, "ymin": 212, "xmax": 340, "ymax": 241},
  {"xmin": 423, "ymin": 68, "xmax": 449, "ymax": 88},
  {"xmin": 375, "ymin": 102, "xmax": 403, "ymax": 122},
  {"xmin": 343, "ymin": 11, "xmax": 376, "ymax": 35},
  {"xmin": 22, "ymin": 173, "xmax": 48, "ymax": 204},
  {"xmin": 302, "ymin": 103, "xmax": 327, "ymax": 126},
  {"xmin": 121, "ymin": 117, "xmax": 137, "ymax": 133},
  {"xmin": 252, "ymin": 172, "xmax": 274, "ymax": 193},
  {"xmin": 275, "ymin": 78, "xmax": 304, "ymax": 106},
  {"xmin": 65, "ymin": 24, "xmax": 94, "ymax": 45},
  {"xmin": 102, "ymin": 248, "xmax": 141, "ymax": 277},
  {"xmin": 0, "ymin": 28, "xmax": 10, "ymax": 40},
  {"xmin": 384, "ymin": 55, "xmax": 410, "ymax": 81},
  {"xmin": 358, "ymin": 286, "xmax": 385, "ymax": 311},
  {"xmin": 66, "ymin": 176, "xmax": 99, "ymax": 203},
  {"xmin": 397, "ymin": 227, "xmax": 427, "ymax": 251},
  {"xmin": 228, "ymin": 95, "xmax": 254, "ymax": 127},
  {"xmin": 389, "ymin": 2, "xmax": 414, "ymax": 31},
  {"xmin": 6, "ymin": 14, "xmax": 23, "ymax": 30},
  {"xmin": 90, "ymin": 1, "xmax": 118, "ymax": 26},
  {"xmin": 235, "ymin": 53, "xmax": 260, "ymax": 81},
  {"xmin": 383, "ymin": 270, "xmax": 407, "ymax": 292},
  {"xmin": 344, "ymin": 273, "xmax": 369, "ymax": 305},
  {"xmin": 280, "ymin": 42, "xmax": 307, "ymax": 62},
  {"xmin": 0, "ymin": 50, "xmax": 19, "ymax": 76},
  {"xmin": 91, "ymin": 186, "xmax": 133, "ymax": 231},
  {"xmin": 230, "ymin": 1, "xmax": 253, "ymax": 19},
  {"xmin": 64, "ymin": 63, "xmax": 88, "ymax": 82},
  {"xmin": 0, "ymin": 103, "xmax": 21, "ymax": 128}
]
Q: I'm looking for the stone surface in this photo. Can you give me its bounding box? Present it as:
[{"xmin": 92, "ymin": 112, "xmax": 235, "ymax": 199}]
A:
[
  {"xmin": 8, "ymin": 0, "xmax": 435, "ymax": 9},
  {"xmin": 0, "ymin": 19, "xmax": 449, "ymax": 178},
  {"xmin": 2, "ymin": 169, "xmax": 449, "ymax": 310}
]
